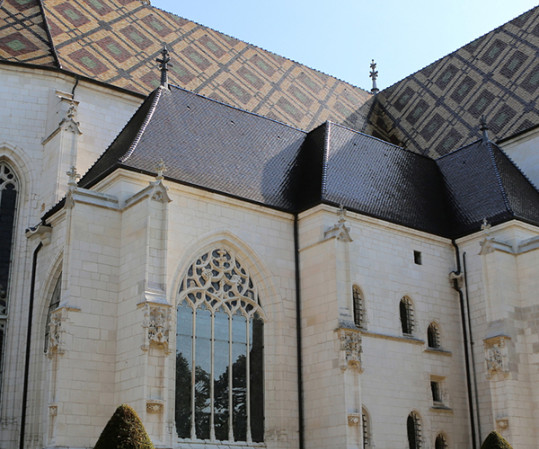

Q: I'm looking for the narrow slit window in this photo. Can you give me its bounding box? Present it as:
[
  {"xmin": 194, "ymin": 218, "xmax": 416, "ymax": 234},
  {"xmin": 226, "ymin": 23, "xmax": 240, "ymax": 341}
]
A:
[
  {"xmin": 400, "ymin": 297, "xmax": 414, "ymax": 335},
  {"xmin": 414, "ymin": 251, "xmax": 422, "ymax": 265},
  {"xmin": 352, "ymin": 285, "xmax": 365, "ymax": 329}
]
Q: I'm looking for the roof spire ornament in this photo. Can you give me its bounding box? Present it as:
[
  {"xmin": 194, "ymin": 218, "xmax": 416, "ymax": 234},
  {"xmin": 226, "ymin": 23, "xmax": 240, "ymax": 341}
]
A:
[
  {"xmin": 369, "ymin": 60, "xmax": 379, "ymax": 94},
  {"xmin": 480, "ymin": 116, "xmax": 490, "ymax": 143},
  {"xmin": 155, "ymin": 159, "xmax": 166, "ymax": 181},
  {"xmin": 156, "ymin": 44, "xmax": 171, "ymax": 89}
]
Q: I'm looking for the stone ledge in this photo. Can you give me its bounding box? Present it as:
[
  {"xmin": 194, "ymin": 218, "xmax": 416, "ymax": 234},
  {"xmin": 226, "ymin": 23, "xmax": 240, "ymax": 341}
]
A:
[{"xmin": 361, "ymin": 330, "xmax": 425, "ymax": 345}]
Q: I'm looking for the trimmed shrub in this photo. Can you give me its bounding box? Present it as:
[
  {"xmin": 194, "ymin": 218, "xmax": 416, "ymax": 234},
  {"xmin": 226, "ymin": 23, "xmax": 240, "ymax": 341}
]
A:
[
  {"xmin": 480, "ymin": 431, "xmax": 512, "ymax": 449},
  {"xmin": 94, "ymin": 404, "xmax": 154, "ymax": 449}
]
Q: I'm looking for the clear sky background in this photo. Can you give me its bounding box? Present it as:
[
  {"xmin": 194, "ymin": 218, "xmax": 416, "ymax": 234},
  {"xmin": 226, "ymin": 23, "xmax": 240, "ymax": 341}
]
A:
[{"xmin": 151, "ymin": 1, "xmax": 537, "ymax": 91}]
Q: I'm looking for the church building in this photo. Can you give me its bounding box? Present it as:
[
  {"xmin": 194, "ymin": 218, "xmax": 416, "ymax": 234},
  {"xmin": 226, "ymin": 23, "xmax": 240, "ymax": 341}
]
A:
[{"xmin": 1, "ymin": 1, "xmax": 539, "ymax": 449}]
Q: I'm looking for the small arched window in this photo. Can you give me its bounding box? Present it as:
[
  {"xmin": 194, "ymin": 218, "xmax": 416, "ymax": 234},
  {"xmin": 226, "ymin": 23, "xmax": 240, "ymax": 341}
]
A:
[
  {"xmin": 427, "ymin": 322, "xmax": 440, "ymax": 348},
  {"xmin": 352, "ymin": 285, "xmax": 365, "ymax": 329},
  {"xmin": 400, "ymin": 297, "xmax": 414, "ymax": 335},
  {"xmin": 435, "ymin": 433, "xmax": 447, "ymax": 449},
  {"xmin": 407, "ymin": 412, "xmax": 421, "ymax": 449},
  {"xmin": 362, "ymin": 406, "xmax": 371, "ymax": 448},
  {"xmin": 44, "ymin": 274, "xmax": 62, "ymax": 353}
]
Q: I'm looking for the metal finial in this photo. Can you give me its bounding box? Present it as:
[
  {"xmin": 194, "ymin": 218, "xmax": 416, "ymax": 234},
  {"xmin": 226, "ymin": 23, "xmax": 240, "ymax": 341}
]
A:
[
  {"xmin": 369, "ymin": 59, "xmax": 379, "ymax": 94},
  {"xmin": 155, "ymin": 159, "xmax": 166, "ymax": 180},
  {"xmin": 156, "ymin": 44, "xmax": 171, "ymax": 88},
  {"xmin": 480, "ymin": 116, "xmax": 489, "ymax": 143}
]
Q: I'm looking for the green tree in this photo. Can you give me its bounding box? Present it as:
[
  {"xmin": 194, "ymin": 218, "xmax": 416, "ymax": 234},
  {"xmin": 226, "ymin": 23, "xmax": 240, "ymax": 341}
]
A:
[
  {"xmin": 94, "ymin": 404, "xmax": 154, "ymax": 449},
  {"xmin": 480, "ymin": 431, "xmax": 513, "ymax": 449}
]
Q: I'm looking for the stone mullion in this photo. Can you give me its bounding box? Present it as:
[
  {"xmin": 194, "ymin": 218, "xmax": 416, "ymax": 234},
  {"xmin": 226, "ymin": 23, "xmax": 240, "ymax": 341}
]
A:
[
  {"xmin": 190, "ymin": 307, "xmax": 196, "ymax": 440},
  {"xmin": 228, "ymin": 312, "xmax": 234, "ymax": 441},
  {"xmin": 245, "ymin": 316, "xmax": 252, "ymax": 442},
  {"xmin": 210, "ymin": 311, "xmax": 216, "ymax": 441}
]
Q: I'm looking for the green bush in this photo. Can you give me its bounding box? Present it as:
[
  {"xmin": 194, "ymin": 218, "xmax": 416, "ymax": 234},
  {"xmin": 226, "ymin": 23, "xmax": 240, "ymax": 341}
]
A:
[
  {"xmin": 480, "ymin": 431, "xmax": 512, "ymax": 449},
  {"xmin": 94, "ymin": 404, "xmax": 154, "ymax": 449}
]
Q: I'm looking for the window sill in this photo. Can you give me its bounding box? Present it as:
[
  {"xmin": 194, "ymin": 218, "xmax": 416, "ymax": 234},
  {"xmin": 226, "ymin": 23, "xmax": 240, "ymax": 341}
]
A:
[
  {"xmin": 176, "ymin": 439, "xmax": 266, "ymax": 448},
  {"xmin": 431, "ymin": 404, "xmax": 453, "ymax": 414},
  {"xmin": 361, "ymin": 330, "xmax": 424, "ymax": 345},
  {"xmin": 424, "ymin": 347, "xmax": 452, "ymax": 356}
]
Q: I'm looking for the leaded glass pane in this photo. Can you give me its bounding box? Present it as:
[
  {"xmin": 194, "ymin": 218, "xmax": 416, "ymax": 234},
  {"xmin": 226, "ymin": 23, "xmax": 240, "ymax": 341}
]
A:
[
  {"xmin": 213, "ymin": 308, "xmax": 229, "ymax": 440},
  {"xmin": 250, "ymin": 316, "xmax": 264, "ymax": 442},
  {"xmin": 232, "ymin": 313, "xmax": 247, "ymax": 441},
  {"xmin": 195, "ymin": 307, "xmax": 211, "ymax": 439},
  {"xmin": 175, "ymin": 303, "xmax": 193, "ymax": 438}
]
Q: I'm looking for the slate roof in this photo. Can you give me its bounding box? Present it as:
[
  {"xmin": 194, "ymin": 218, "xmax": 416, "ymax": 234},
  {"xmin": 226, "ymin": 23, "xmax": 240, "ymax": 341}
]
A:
[
  {"xmin": 363, "ymin": 6, "xmax": 539, "ymax": 157},
  {"xmin": 79, "ymin": 85, "xmax": 307, "ymax": 211},
  {"xmin": 3, "ymin": 1, "xmax": 537, "ymax": 157},
  {"xmin": 78, "ymin": 85, "xmax": 539, "ymax": 237},
  {"xmin": 437, "ymin": 138, "xmax": 539, "ymax": 237}
]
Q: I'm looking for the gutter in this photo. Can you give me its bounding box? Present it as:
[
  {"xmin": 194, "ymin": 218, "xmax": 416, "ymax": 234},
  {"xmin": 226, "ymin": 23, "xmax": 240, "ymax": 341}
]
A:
[
  {"xmin": 19, "ymin": 241, "xmax": 43, "ymax": 449},
  {"xmin": 451, "ymin": 240, "xmax": 478, "ymax": 449},
  {"xmin": 293, "ymin": 215, "xmax": 304, "ymax": 449}
]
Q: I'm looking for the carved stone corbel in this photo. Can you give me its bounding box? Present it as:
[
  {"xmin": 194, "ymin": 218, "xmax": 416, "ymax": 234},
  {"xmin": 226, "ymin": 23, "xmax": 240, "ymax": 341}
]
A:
[
  {"xmin": 337, "ymin": 327, "xmax": 362, "ymax": 371},
  {"xmin": 141, "ymin": 303, "xmax": 172, "ymax": 354},
  {"xmin": 347, "ymin": 413, "xmax": 361, "ymax": 426}
]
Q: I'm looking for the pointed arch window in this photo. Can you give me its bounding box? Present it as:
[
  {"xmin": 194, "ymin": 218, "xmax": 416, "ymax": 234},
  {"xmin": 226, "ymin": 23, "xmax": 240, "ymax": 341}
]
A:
[
  {"xmin": 44, "ymin": 274, "xmax": 62, "ymax": 353},
  {"xmin": 176, "ymin": 248, "xmax": 264, "ymax": 443},
  {"xmin": 407, "ymin": 412, "xmax": 422, "ymax": 449},
  {"xmin": 0, "ymin": 162, "xmax": 19, "ymax": 403},
  {"xmin": 362, "ymin": 407, "xmax": 371, "ymax": 448},
  {"xmin": 400, "ymin": 296, "xmax": 414, "ymax": 335},
  {"xmin": 352, "ymin": 285, "xmax": 365, "ymax": 329},
  {"xmin": 427, "ymin": 322, "xmax": 440, "ymax": 348},
  {"xmin": 0, "ymin": 162, "xmax": 19, "ymax": 317},
  {"xmin": 435, "ymin": 433, "xmax": 447, "ymax": 449}
]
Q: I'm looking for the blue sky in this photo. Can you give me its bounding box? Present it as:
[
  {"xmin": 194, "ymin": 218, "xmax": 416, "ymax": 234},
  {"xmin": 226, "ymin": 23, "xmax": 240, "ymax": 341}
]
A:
[{"xmin": 151, "ymin": 1, "xmax": 537, "ymax": 91}]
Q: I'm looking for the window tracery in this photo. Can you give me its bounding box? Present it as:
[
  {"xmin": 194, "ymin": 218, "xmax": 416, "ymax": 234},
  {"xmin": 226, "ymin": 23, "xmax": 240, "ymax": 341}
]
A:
[{"xmin": 176, "ymin": 248, "xmax": 264, "ymax": 443}]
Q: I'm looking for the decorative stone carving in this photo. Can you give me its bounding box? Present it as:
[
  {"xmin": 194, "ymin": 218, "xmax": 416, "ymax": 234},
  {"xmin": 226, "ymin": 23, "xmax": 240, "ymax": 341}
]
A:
[
  {"xmin": 48, "ymin": 308, "xmax": 68, "ymax": 356},
  {"xmin": 485, "ymin": 335, "xmax": 510, "ymax": 379},
  {"xmin": 347, "ymin": 413, "xmax": 361, "ymax": 426},
  {"xmin": 142, "ymin": 303, "xmax": 172, "ymax": 353},
  {"xmin": 337, "ymin": 327, "xmax": 362, "ymax": 371},
  {"xmin": 49, "ymin": 404, "xmax": 58, "ymax": 417},
  {"xmin": 324, "ymin": 205, "xmax": 353, "ymax": 242},
  {"xmin": 146, "ymin": 399, "xmax": 164, "ymax": 413},
  {"xmin": 496, "ymin": 417, "xmax": 509, "ymax": 430}
]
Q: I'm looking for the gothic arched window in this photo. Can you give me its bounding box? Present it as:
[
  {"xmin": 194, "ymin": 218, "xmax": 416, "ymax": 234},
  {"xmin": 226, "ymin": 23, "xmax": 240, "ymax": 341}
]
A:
[
  {"xmin": 0, "ymin": 162, "xmax": 19, "ymax": 402},
  {"xmin": 362, "ymin": 406, "xmax": 371, "ymax": 448},
  {"xmin": 400, "ymin": 296, "xmax": 414, "ymax": 335},
  {"xmin": 352, "ymin": 285, "xmax": 365, "ymax": 329},
  {"xmin": 407, "ymin": 412, "xmax": 422, "ymax": 449},
  {"xmin": 44, "ymin": 274, "xmax": 62, "ymax": 353},
  {"xmin": 435, "ymin": 433, "xmax": 447, "ymax": 449},
  {"xmin": 0, "ymin": 162, "xmax": 19, "ymax": 317},
  {"xmin": 176, "ymin": 248, "xmax": 264, "ymax": 443},
  {"xmin": 427, "ymin": 322, "xmax": 440, "ymax": 348}
]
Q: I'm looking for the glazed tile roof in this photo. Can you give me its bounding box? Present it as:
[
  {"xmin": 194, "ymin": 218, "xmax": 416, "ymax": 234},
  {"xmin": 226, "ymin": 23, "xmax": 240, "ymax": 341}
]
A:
[
  {"xmin": 363, "ymin": 6, "xmax": 539, "ymax": 157},
  {"xmin": 0, "ymin": 0, "xmax": 371, "ymax": 132},
  {"xmin": 2, "ymin": 1, "xmax": 538, "ymax": 156},
  {"xmin": 77, "ymin": 85, "xmax": 539, "ymax": 237}
]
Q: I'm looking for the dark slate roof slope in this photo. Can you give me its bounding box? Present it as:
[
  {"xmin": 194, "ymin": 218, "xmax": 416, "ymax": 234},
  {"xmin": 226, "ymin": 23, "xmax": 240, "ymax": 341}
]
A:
[
  {"xmin": 314, "ymin": 122, "xmax": 450, "ymax": 236},
  {"xmin": 364, "ymin": 6, "xmax": 539, "ymax": 157},
  {"xmin": 80, "ymin": 85, "xmax": 307, "ymax": 210},
  {"xmin": 436, "ymin": 139, "xmax": 539, "ymax": 237}
]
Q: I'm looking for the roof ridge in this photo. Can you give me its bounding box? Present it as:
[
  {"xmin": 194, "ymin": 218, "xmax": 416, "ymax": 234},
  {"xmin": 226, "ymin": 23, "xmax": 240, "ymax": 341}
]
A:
[
  {"xmin": 168, "ymin": 84, "xmax": 308, "ymax": 133},
  {"xmin": 119, "ymin": 86, "xmax": 163, "ymax": 163},
  {"xmin": 147, "ymin": 3, "xmax": 372, "ymax": 95},
  {"xmin": 328, "ymin": 120, "xmax": 436, "ymax": 161},
  {"xmin": 379, "ymin": 5, "xmax": 539, "ymax": 93},
  {"xmin": 485, "ymin": 140, "xmax": 514, "ymax": 217},
  {"xmin": 38, "ymin": 0, "xmax": 62, "ymax": 68}
]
